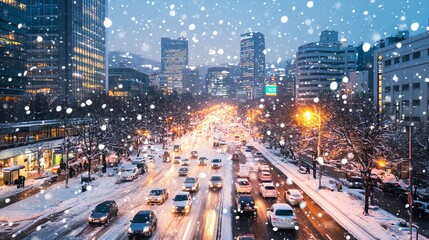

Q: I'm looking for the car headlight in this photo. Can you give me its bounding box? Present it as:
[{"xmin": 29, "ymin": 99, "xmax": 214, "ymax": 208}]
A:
[
  {"xmin": 191, "ymin": 186, "xmax": 196, "ymax": 190},
  {"xmin": 143, "ymin": 226, "xmax": 150, "ymax": 232},
  {"xmin": 182, "ymin": 186, "xmax": 186, "ymax": 190},
  {"xmin": 88, "ymin": 216, "xmax": 93, "ymax": 221},
  {"xmin": 145, "ymin": 197, "xmax": 149, "ymax": 200},
  {"xmin": 128, "ymin": 227, "xmax": 133, "ymax": 233},
  {"xmin": 209, "ymin": 183, "xmax": 214, "ymax": 187},
  {"xmin": 100, "ymin": 216, "xmax": 107, "ymax": 221}
]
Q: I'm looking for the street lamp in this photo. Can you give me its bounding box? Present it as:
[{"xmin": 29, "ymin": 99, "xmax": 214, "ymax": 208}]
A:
[{"xmin": 303, "ymin": 111, "xmax": 323, "ymax": 189}]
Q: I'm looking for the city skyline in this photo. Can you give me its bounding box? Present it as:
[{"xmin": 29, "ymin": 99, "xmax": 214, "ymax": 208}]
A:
[{"xmin": 107, "ymin": 0, "xmax": 429, "ymax": 66}]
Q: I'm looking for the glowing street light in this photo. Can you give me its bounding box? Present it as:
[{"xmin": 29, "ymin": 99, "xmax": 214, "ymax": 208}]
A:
[{"xmin": 302, "ymin": 110, "xmax": 323, "ymax": 189}]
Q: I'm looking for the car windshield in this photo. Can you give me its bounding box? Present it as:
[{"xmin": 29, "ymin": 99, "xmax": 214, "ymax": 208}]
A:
[
  {"xmin": 239, "ymin": 196, "xmax": 254, "ymax": 203},
  {"xmin": 174, "ymin": 195, "xmax": 188, "ymax": 201},
  {"xmin": 212, "ymin": 159, "xmax": 220, "ymax": 163},
  {"xmin": 180, "ymin": 168, "xmax": 188, "ymax": 171},
  {"xmin": 149, "ymin": 190, "xmax": 163, "ymax": 196},
  {"xmin": 132, "ymin": 213, "xmax": 150, "ymax": 223},
  {"xmin": 94, "ymin": 205, "xmax": 110, "ymax": 213},
  {"xmin": 238, "ymin": 180, "xmax": 249, "ymax": 185},
  {"xmin": 211, "ymin": 176, "xmax": 221, "ymax": 181},
  {"xmin": 292, "ymin": 194, "xmax": 302, "ymax": 197},
  {"xmin": 265, "ymin": 186, "xmax": 275, "ymax": 190},
  {"xmin": 275, "ymin": 209, "xmax": 294, "ymax": 216},
  {"xmin": 185, "ymin": 178, "xmax": 196, "ymax": 183}
]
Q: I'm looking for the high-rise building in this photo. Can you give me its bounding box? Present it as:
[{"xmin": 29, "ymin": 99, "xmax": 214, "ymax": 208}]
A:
[
  {"xmin": 160, "ymin": 37, "xmax": 188, "ymax": 94},
  {"xmin": 0, "ymin": 0, "xmax": 27, "ymax": 101},
  {"xmin": 26, "ymin": 0, "xmax": 106, "ymax": 101},
  {"xmin": 295, "ymin": 30, "xmax": 356, "ymax": 102},
  {"xmin": 182, "ymin": 66, "xmax": 200, "ymax": 95},
  {"xmin": 239, "ymin": 32, "xmax": 265, "ymax": 100},
  {"xmin": 206, "ymin": 67, "xmax": 232, "ymax": 98}
]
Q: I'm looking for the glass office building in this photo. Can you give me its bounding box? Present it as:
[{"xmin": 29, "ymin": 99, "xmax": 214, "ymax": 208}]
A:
[
  {"xmin": 160, "ymin": 37, "xmax": 188, "ymax": 94},
  {"xmin": 26, "ymin": 0, "xmax": 106, "ymax": 101},
  {"xmin": 0, "ymin": 0, "xmax": 28, "ymax": 101}
]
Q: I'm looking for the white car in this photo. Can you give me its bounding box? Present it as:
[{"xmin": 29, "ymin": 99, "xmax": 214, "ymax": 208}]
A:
[
  {"xmin": 259, "ymin": 182, "xmax": 278, "ymax": 198},
  {"xmin": 285, "ymin": 189, "xmax": 304, "ymax": 206},
  {"xmin": 172, "ymin": 192, "xmax": 192, "ymax": 214},
  {"xmin": 267, "ymin": 203, "xmax": 297, "ymax": 230},
  {"xmin": 258, "ymin": 162, "xmax": 270, "ymax": 172},
  {"xmin": 181, "ymin": 158, "xmax": 190, "ymax": 166},
  {"xmin": 211, "ymin": 158, "xmax": 222, "ymax": 169},
  {"xmin": 119, "ymin": 165, "xmax": 139, "ymax": 181},
  {"xmin": 182, "ymin": 177, "xmax": 200, "ymax": 192},
  {"xmin": 235, "ymin": 178, "xmax": 252, "ymax": 194},
  {"xmin": 254, "ymin": 152, "xmax": 264, "ymax": 160},
  {"xmin": 258, "ymin": 171, "xmax": 272, "ymax": 182},
  {"xmin": 174, "ymin": 156, "xmax": 182, "ymax": 164}
]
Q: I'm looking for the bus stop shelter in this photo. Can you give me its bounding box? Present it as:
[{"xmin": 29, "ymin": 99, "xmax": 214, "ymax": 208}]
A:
[{"xmin": 2, "ymin": 165, "xmax": 25, "ymax": 186}]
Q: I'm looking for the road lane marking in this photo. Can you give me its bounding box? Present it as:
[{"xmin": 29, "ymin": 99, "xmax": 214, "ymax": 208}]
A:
[
  {"xmin": 325, "ymin": 234, "xmax": 333, "ymax": 240},
  {"xmin": 182, "ymin": 220, "xmax": 193, "ymax": 240}
]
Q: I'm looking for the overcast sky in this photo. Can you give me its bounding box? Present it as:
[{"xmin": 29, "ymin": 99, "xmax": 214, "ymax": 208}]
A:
[{"xmin": 106, "ymin": 0, "xmax": 428, "ymax": 66}]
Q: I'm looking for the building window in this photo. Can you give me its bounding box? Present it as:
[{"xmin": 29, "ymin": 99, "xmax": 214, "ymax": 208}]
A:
[
  {"xmin": 384, "ymin": 59, "xmax": 392, "ymax": 66},
  {"xmin": 384, "ymin": 86, "xmax": 391, "ymax": 93},
  {"xmin": 413, "ymin": 99, "xmax": 420, "ymax": 107},
  {"xmin": 402, "ymin": 54, "xmax": 410, "ymax": 62},
  {"xmin": 402, "ymin": 84, "xmax": 409, "ymax": 91},
  {"xmin": 394, "ymin": 57, "xmax": 400, "ymax": 64},
  {"xmin": 393, "ymin": 85, "xmax": 399, "ymax": 92},
  {"xmin": 412, "ymin": 51, "xmax": 421, "ymax": 59},
  {"xmin": 402, "ymin": 100, "xmax": 409, "ymax": 107},
  {"xmin": 413, "ymin": 82, "xmax": 420, "ymax": 90}
]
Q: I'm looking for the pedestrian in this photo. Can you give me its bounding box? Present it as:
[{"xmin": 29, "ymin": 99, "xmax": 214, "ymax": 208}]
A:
[
  {"xmin": 79, "ymin": 162, "xmax": 83, "ymax": 172},
  {"xmin": 306, "ymin": 165, "xmax": 310, "ymax": 174},
  {"xmin": 21, "ymin": 176, "xmax": 26, "ymax": 188}
]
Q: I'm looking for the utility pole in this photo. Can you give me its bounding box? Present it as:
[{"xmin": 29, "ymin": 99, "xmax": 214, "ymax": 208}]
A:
[{"xmin": 408, "ymin": 125, "xmax": 413, "ymax": 240}]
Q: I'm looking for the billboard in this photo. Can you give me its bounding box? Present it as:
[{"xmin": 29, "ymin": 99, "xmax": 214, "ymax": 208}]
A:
[{"xmin": 265, "ymin": 84, "xmax": 277, "ymax": 97}]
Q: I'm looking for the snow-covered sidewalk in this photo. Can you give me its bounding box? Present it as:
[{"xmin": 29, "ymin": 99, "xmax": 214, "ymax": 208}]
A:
[{"xmin": 253, "ymin": 141, "xmax": 426, "ymax": 240}]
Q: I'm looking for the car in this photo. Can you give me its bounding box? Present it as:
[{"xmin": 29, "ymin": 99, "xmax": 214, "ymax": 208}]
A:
[
  {"xmin": 173, "ymin": 144, "xmax": 181, "ymax": 153},
  {"xmin": 259, "ymin": 182, "xmax": 278, "ymax": 198},
  {"xmin": 236, "ymin": 194, "xmax": 257, "ymax": 214},
  {"xmin": 235, "ymin": 178, "xmax": 252, "ymax": 194},
  {"xmin": 174, "ymin": 156, "xmax": 182, "ymax": 164},
  {"xmin": 198, "ymin": 156, "xmax": 208, "ymax": 166},
  {"xmin": 182, "ymin": 176, "xmax": 200, "ymax": 192},
  {"xmin": 344, "ymin": 176, "xmax": 364, "ymax": 189},
  {"xmin": 132, "ymin": 160, "xmax": 148, "ymax": 174},
  {"xmin": 211, "ymin": 158, "xmax": 222, "ymax": 169},
  {"xmin": 267, "ymin": 203, "xmax": 297, "ymax": 230},
  {"xmin": 178, "ymin": 167, "xmax": 189, "ymax": 176},
  {"xmin": 128, "ymin": 210, "xmax": 158, "ymax": 238},
  {"xmin": 181, "ymin": 158, "xmax": 190, "ymax": 166},
  {"xmin": 163, "ymin": 151, "xmax": 171, "ymax": 162},
  {"xmin": 412, "ymin": 200, "xmax": 429, "ymax": 217},
  {"xmin": 254, "ymin": 152, "xmax": 264, "ymax": 160},
  {"xmin": 232, "ymin": 153, "xmax": 240, "ymax": 161},
  {"xmin": 172, "ymin": 192, "xmax": 192, "ymax": 214},
  {"xmin": 258, "ymin": 171, "xmax": 272, "ymax": 182},
  {"xmin": 190, "ymin": 151, "xmax": 198, "ymax": 159},
  {"xmin": 88, "ymin": 200, "xmax": 118, "ymax": 226},
  {"xmin": 119, "ymin": 164, "xmax": 139, "ymax": 181},
  {"xmin": 258, "ymin": 162, "xmax": 270, "ymax": 172},
  {"xmin": 209, "ymin": 175, "xmax": 223, "ymax": 190},
  {"xmin": 237, "ymin": 234, "xmax": 255, "ymax": 240},
  {"xmin": 381, "ymin": 182, "xmax": 401, "ymax": 194},
  {"xmin": 285, "ymin": 189, "xmax": 304, "ymax": 206},
  {"xmin": 146, "ymin": 188, "xmax": 169, "ymax": 205}
]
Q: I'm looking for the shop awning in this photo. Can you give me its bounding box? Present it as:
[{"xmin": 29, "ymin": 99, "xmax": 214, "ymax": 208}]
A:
[{"xmin": 2, "ymin": 165, "xmax": 25, "ymax": 172}]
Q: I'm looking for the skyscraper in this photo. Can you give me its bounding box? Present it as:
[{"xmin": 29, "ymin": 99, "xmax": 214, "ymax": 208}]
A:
[
  {"xmin": 239, "ymin": 32, "xmax": 265, "ymax": 100},
  {"xmin": 26, "ymin": 0, "xmax": 106, "ymax": 101},
  {"xmin": 295, "ymin": 30, "xmax": 356, "ymax": 102},
  {"xmin": 0, "ymin": 0, "xmax": 27, "ymax": 101},
  {"xmin": 206, "ymin": 67, "xmax": 231, "ymax": 98},
  {"xmin": 160, "ymin": 37, "xmax": 188, "ymax": 94}
]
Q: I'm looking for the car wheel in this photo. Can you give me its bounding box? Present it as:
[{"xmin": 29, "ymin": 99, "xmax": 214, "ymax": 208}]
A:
[{"xmin": 105, "ymin": 218, "xmax": 110, "ymax": 225}]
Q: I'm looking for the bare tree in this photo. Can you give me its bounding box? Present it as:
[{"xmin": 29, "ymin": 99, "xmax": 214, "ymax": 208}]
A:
[{"xmin": 328, "ymin": 96, "xmax": 395, "ymax": 214}]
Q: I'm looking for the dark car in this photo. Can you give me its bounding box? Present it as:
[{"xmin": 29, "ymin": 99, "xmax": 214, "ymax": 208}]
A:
[
  {"xmin": 128, "ymin": 210, "xmax": 158, "ymax": 238},
  {"xmin": 137, "ymin": 162, "xmax": 148, "ymax": 174},
  {"xmin": 345, "ymin": 176, "xmax": 364, "ymax": 189},
  {"xmin": 232, "ymin": 153, "xmax": 239, "ymax": 161},
  {"xmin": 146, "ymin": 188, "xmax": 169, "ymax": 205},
  {"xmin": 381, "ymin": 182, "xmax": 401, "ymax": 194},
  {"xmin": 236, "ymin": 194, "xmax": 257, "ymax": 214},
  {"xmin": 178, "ymin": 167, "xmax": 189, "ymax": 176},
  {"xmin": 190, "ymin": 151, "xmax": 198, "ymax": 159},
  {"xmin": 88, "ymin": 200, "xmax": 118, "ymax": 226}
]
